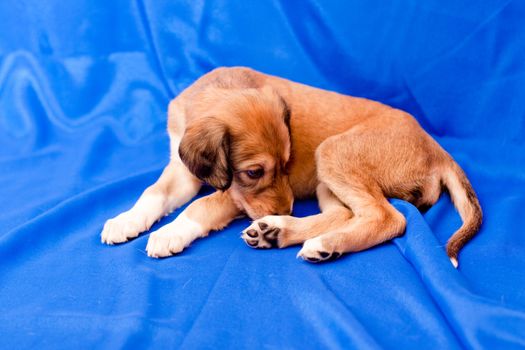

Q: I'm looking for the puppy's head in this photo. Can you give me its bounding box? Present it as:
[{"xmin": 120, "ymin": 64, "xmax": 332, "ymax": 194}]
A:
[{"xmin": 179, "ymin": 86, "xmax": 293, "ymax": 219}]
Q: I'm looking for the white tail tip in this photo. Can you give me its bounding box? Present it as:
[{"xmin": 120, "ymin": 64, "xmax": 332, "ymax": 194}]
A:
[{"xmin": 450, "ymin": 257, "xmax": 459, "ymax": 268}]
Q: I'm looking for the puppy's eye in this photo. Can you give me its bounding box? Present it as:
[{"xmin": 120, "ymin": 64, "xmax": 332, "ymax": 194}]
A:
[{"xmin": 246, "ymin": 168, "xmax": 264, "ymax": 179}]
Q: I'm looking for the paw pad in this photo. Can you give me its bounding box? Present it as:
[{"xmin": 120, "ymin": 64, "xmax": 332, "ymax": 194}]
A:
[{"xmin": 241, "ymin": 218, "xmax": 283, "ymax": 249}]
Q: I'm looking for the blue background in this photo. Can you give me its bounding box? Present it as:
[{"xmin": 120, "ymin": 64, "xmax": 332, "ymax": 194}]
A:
[{"xmin": 1, "ymin": 0, "xmax": 525, "ymax": 348}]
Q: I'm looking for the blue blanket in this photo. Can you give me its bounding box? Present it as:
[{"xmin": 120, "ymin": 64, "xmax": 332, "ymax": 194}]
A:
[{"xmin": 1, "ymin": 1, "xmax": 524, "ymax": 348}]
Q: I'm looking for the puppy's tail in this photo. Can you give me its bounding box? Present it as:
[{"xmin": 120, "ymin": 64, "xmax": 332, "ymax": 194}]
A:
[{"xmin": 441, "ymin": 158, "xmax": 482, "ymax": 268}]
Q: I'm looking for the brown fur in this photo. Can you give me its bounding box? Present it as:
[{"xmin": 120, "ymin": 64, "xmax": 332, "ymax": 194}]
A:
[{"xmin": 103, "ymin": 66, "xmax": 482, "ymax": 266}]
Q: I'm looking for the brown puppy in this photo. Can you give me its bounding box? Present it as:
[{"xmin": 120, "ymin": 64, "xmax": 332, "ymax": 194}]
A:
[{"xmin": 101, "ymin": 67, "xmax": 482, "ymax": 267}]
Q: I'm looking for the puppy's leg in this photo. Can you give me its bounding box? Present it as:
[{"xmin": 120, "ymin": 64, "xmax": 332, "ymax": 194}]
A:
[
  {"xmin": 146, "ymin": 190, "xmax": 241, "ymax": 258},
  {"xmin": 241, "ymin": 183, "xmax": 353, "ymax": 248},
  {"xmin": 101, "ymin": 127, "xmax": 202, "ymax": 244},
  {"xmin": 297, "ymin": 177, "xmax": 406, "ymax": 263}
]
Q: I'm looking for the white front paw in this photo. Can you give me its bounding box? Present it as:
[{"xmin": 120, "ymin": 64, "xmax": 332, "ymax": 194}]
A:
[
  {"xmin": 146, "ymin": 227, "xmax": 186, "ymax": 258},
  {"xmin": 101, "ymin": 212, "xmax": 146, "ymax": 244}
]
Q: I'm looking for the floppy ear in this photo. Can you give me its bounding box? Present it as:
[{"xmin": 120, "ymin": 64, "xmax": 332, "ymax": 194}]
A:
[{"xmin": 178, "ymin": 117, "xmax": 232, "ymax": 190}]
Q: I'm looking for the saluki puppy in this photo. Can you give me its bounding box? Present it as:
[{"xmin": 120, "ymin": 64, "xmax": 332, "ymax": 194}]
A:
[{"xmin": 101, "ymin": 67, "xmax": 482, "ymax": 267}]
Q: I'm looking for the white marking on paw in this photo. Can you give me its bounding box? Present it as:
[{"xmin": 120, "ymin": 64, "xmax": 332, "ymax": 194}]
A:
[
  {"xmin": 297, "ymin": 237, "xmax": 326, "ymax": 259},
  {"xmin": 101, "ymin": 212, "xmax": 147, "ymax": 244},
  {"xmin": 297, "ymin": 237, "xmax": 341, "ymax": 263},
  {"xmin": 146, "ymin": 212, "xmax": 204, "ymax": 258},
  {"xmin": 101, "ymin": 194, "xmax": 165, "ymax": 245}
]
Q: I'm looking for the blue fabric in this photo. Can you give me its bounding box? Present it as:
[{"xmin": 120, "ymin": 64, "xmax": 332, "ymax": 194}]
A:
[{"xmin": 1, "ymin": 0, "xmax": 524, "ymax": 348}]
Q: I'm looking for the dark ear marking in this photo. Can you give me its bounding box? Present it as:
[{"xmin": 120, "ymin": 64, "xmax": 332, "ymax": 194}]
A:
[
  {"xmin": 280, "ymin": 97, "xmax": 291, "ymax": 132},
  {"xmin": 278, "ymin": 95, "xmax": 293, "ymax": 171},
  {"xmin": 178, "ymin": 118, "xmax": 233, "ymax": 190}
]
